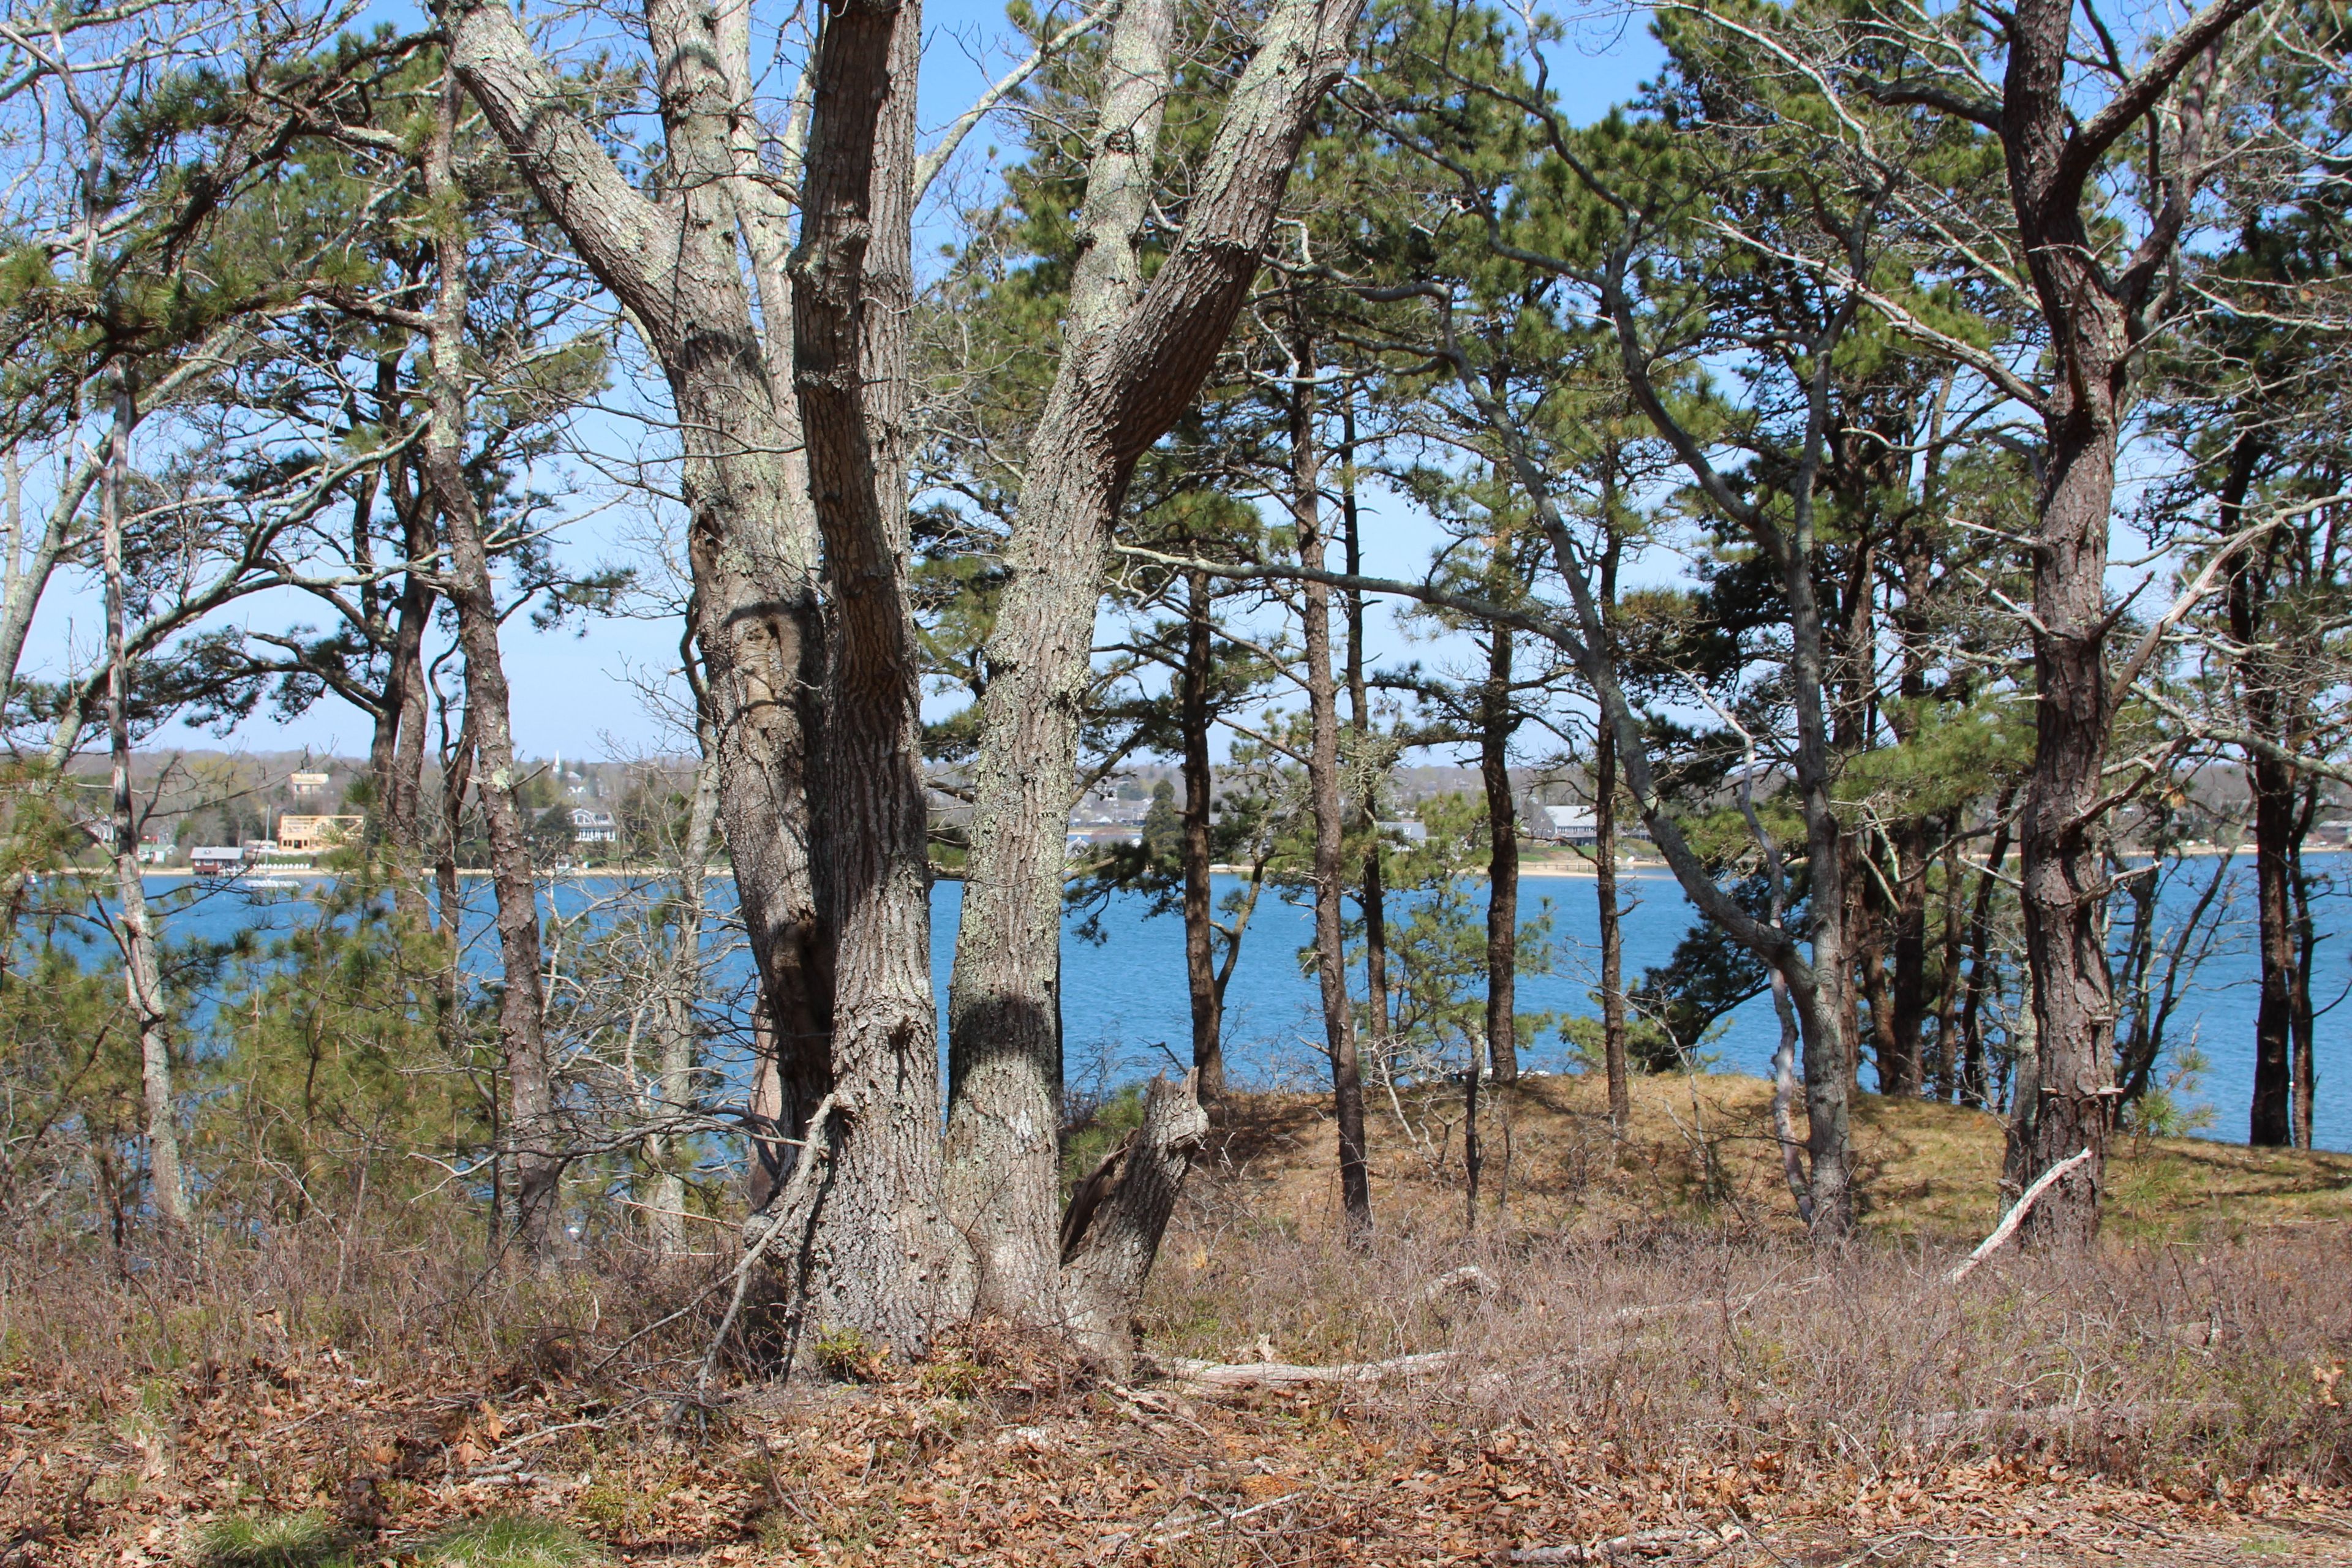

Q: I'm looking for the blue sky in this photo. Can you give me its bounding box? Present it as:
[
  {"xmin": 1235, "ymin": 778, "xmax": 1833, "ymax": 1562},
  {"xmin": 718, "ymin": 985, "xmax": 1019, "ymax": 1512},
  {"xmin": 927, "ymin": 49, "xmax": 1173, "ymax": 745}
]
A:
[{"xmin": 20, "ymin": 0, "xmax": 1667, "ymax": 763}]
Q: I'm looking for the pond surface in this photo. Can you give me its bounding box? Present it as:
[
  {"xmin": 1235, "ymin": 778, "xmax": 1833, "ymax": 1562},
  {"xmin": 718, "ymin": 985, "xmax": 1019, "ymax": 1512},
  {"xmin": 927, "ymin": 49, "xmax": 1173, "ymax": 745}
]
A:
[{"xmin": 69, "ymin": 850, "xmax": 2352, "ymax": 1151}]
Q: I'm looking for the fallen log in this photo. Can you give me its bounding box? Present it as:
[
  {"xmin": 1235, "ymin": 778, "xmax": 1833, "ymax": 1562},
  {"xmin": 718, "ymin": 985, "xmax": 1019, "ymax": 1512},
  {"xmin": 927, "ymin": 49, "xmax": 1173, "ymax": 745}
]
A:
[{"xmin": 1158, "ymin": 1349, "xmax": 1458, "ymax": 1390}]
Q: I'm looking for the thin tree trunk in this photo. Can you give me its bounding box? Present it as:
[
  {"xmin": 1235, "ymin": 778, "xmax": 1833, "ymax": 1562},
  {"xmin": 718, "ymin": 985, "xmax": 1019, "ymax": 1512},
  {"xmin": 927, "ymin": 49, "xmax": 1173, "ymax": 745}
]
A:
[
  {"xmin": 1859, "ymin": 889, "xmax": 1896, "ymax": 1094},
  {"xmin": 1957, "ymin": 799, "xmax": 2015, "ymax": 1111},
  {"xmin": 2220, "ymin": 435, "xmax": 2294, "ymax": 1146},
  {"xmin": 2290, "ymin": 782, "xmax": 2317, "ymax": 1152},
  {"xmin": 1931, "ymin": 832, "xmax": 1966, "ymax": 1100},
  {"xmin": 101, "ymin": 381, "xmax": 186, "ymax": 1231},
  {"xmin": 1179, "ymin": 567, "xmax": 1224, "ymax": 1098},
  {"xmin": 1887, "ymin": 821, "xmax": 1929, "ymax": 1096},
  {"xmin": 1341, "ymin": 404, "xmax": 1390, "ymax": 1076},
  {"xmin": 421, "ymin": 75, "xmax": 560, "ymax": 1259},
  {"xmin": 1479, "ymin": 621, "xmax": 1520, "ymax": 1085},
  {"xmin": 649, "ymin": 745, "xmax": 720, "ymax": 1256},
  {"xmin": 1594, "ymin": 533, "xmax": 1627, "ymax": 1131},
  {"xmin": 384, "ymin": 459, "xmax": 440, "ymax": 926},
  {"xmin": 1294, "ymin": 348, "xmax": 1371, "ymax": 1238}
]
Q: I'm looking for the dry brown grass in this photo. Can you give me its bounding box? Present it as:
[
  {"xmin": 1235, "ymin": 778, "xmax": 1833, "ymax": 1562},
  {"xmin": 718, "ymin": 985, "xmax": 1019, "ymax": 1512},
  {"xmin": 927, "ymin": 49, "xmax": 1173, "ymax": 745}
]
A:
[
  {"xmin": 2, "ymin": 1086, "xmax": 2349, "ymax": 1566},
  {"xmin": 1187, "ymin": 1071, "xmax": 2352, "ymax": 1243}
]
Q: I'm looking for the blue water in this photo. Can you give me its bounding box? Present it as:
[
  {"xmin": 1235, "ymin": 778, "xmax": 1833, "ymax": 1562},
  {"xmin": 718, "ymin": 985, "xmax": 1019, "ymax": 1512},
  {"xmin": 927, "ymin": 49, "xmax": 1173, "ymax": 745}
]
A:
[{"xmin": 69, "ymin": 852, "xmax": 2352, "ymax": 1151}]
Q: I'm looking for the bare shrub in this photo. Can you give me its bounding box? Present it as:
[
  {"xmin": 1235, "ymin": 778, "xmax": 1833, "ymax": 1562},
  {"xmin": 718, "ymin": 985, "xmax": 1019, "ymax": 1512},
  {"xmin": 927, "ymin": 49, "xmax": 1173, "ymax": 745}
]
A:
[{"xmin": 1144, "ymin": 1205, "xmax": 2352, "ymax": 1487}]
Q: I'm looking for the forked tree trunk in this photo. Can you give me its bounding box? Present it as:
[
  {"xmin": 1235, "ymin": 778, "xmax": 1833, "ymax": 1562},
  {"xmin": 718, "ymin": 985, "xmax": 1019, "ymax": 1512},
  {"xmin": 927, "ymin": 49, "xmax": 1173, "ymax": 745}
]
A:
[
  {"xmin": 100, "ymin": 381, "xmax": 186, "ymax": 1231},
  {"xmin": 943, "ymin": 0, "xmax": 1368, "ymax": 1317},
  {"xmin": 1293, "ymin": 355, "xmax": 1373, "ymax": 1238},
  {"xmin": 381, "ymin": 460, "xmax": 440, "ymax": 929},
  {"xmin": 422, "ymin": 78, "xmax": 560, "ymax": 1259},
  {"xmin": 945, "ymin": 0, "xmax": 1184, "ymax": 1317}
]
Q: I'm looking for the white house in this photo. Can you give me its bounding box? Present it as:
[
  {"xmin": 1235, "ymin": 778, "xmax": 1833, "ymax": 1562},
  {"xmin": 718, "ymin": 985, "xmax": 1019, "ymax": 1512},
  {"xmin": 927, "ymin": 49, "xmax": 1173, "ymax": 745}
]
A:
[
  {"xmin": 1534, "ymin": 804, "xmax": 1598, "ymax": 845},
  {"xmin": 571, "ymin": 809, "xmax": 618, "ymax": 844}
]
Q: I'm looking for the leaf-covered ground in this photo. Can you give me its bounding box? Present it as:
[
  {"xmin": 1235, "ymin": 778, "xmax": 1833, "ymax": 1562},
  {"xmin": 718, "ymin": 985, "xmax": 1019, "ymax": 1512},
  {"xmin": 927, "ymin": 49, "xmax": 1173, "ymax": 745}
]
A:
[{"xmin": 6, "ymin": 1310, "xmax": 2349, "ymax": 1567}]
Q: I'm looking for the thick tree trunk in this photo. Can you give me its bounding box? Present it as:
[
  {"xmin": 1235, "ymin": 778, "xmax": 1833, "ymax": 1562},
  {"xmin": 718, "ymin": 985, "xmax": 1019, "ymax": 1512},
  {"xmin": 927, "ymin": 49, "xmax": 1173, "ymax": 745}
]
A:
[
  {"xmin": 1294, "ymin": 359, "xmax": 1373, "ymax": 1238},
  {"xmin": 423, "ymin": 78, "xmax": 560, "ymax": 1259},
  {"xmin": 1479, "ymin": 623, "xmax": 1520, "ymax": 1084},
  {"xmin": 944, "ymin": 0, "xmax": 1183, "ymax": 1318},
  {"xmin": 943, "ymin": 0, "xmax": 1366, "ymax": 1317},
  {"xmin": 100, "ymin": 383, "xmax": 186, "ymax": 1231},
  {"xmin": 1179, "ymin": 568, "xmax": 1225, "ymax": 1098},
  {"xmin": 442, "ymin": 0, "xmax": 836, "ymax": 1175},
  {"xmin": 1991, "ymin": 0, "xmax": 2258, "ymax": 1244},
  {"xmin": 777, "ymin": 0, "xmax": 966, "ymax": 1348}
]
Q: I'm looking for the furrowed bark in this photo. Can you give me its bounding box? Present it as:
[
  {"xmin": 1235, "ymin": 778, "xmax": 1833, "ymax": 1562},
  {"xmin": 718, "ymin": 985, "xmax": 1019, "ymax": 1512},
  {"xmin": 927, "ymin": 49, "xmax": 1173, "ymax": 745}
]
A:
[
  {"xmin": 945, "ymin": 0, "xmax": 1183, "ymax": 1317},
  {"xmin": 100, "ymin": 382, "xmax": 186, "ymax": 1231},
  {"xmin": 944, "ymin": 0, "xmax": 1368, "ymax": 1318},
  {"xmin": 777, "ymin": 0, "xmax": 965, "ymax": 1349},
  {"xmin": 1994, "ymin": 0, "xmax": 2257, "ymax": 1246},
  {"xmin": 421, "ymin": 76, "xmax": 560, "ymax": 1259},
  {"xmin": 440, "ymin": 0, "xmax": 835, "ymax": 1161}
]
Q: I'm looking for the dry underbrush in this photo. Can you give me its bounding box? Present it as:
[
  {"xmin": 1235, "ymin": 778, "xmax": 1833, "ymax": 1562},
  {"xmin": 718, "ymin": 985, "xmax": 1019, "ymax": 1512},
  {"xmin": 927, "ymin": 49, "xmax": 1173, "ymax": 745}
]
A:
[{"xmin": 2, "ymin": 1094, "xmax": 2349, "ymax": 1566}]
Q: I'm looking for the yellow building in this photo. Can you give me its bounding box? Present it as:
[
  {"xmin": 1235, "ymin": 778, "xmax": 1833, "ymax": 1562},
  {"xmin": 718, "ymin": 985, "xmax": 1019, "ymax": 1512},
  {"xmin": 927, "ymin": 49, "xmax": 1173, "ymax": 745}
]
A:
[{"xmin": 277, "ymin": 815, "xmax": 363, "ymax": 853}]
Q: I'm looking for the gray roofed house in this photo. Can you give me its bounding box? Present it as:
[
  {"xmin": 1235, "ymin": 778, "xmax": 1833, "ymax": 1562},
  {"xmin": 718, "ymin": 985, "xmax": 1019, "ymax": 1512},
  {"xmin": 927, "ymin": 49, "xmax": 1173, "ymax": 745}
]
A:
[{"xmin": 1534, "ymin": 804, "xmax": 1597, "ymax": 845}]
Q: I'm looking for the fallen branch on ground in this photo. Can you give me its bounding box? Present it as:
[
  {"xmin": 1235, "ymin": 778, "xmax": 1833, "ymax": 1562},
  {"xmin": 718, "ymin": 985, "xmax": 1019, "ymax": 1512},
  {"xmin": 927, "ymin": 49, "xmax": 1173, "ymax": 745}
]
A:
[
  {"xmin": 1157, "ymin": 1349, "xmax": 1457, "ymax": 1390},
  {"xmin": 1509, "ymin": 1525, "xmax": 1728, "ymax": 1561},
  {"xmin": 1947, "ymin": 1147, "xmax": 2093, "ymax": 1283}
]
